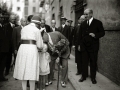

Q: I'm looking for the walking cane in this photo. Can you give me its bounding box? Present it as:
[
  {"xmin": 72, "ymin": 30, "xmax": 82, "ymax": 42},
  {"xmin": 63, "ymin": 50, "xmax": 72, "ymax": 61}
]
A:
[
  {"xmin": 57, "ymin": 57, "xmax": 60, "ymax": 90},
  {"xmin": 56, "ymin": 51, "xmax": 61, "ymax": 90}
]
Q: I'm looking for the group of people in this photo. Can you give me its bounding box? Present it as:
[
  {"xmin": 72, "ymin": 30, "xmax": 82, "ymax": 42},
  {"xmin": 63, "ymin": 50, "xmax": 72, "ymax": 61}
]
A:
[
  {"xmin": 72, "ymin": 9, "xmax": 105, "ymax": 84},
  {"xmin": 0, "ymin": 12, "xmax": 70, "ymax": 90},
  {"xmin": 0, "ymin": 14, "xmax": 18, "ymax": 81},
  {"xmin": 0, "ymin": 8, "xmax": 105, "ymax": 90}
]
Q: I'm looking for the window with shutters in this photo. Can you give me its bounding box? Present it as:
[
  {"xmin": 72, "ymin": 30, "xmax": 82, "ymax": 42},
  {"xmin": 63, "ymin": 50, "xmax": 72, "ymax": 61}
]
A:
[
  {"xmin": 24, "ymin": 7, "xmax": 28, "ymax": 15},
  {"xmin": 33, "ymin": 7, "xmax": 36, "ymax": 13},
  {"xmin": 17, "ymin": 7, "xmax": 20, "ymax": 11}
]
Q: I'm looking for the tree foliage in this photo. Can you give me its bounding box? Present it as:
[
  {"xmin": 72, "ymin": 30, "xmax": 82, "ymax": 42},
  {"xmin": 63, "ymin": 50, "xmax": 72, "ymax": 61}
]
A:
[{"xmin": 0, "ymin": 2, "xmax": 12, "ymax": 24}]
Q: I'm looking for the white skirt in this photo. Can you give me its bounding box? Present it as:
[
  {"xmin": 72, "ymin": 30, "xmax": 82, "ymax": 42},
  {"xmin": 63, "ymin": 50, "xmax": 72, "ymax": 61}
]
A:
[{"xmin": 13, "ymin": 44, "xmax": 39, "ymax": 81}]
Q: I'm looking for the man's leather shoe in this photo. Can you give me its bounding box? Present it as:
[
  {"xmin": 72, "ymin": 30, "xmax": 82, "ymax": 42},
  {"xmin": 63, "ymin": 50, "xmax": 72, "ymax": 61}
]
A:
[
  {"xmin": 0, "ymin": 77, "xmax": 8, "ymax": 81},
  {"xmin": 76, "ymin": 72, "xmax": 81, "ymax": 75},
  {"xmin": 91, "ymin": 79, "xmax": 97, "ymax": 84},
  {"xmin": 61, "ymin": 81, "xmax": 66, "ymax": 88},
  {"xmin": 79, "ymin": 77, "xmax": 86, "ymax": 82}
]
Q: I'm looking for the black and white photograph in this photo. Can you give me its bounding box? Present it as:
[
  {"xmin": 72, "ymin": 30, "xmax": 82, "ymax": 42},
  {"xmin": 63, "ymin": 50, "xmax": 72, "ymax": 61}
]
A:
[{"xmin": 0, "ymin": 0, "xmax": 120, "ymax": 90}]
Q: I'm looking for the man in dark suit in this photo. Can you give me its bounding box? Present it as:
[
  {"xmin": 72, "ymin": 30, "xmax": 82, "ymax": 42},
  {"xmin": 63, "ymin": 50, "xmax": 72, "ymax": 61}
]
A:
[
  {"xmin": 79, "ymin": 9, "xmax": 105, "ymax": 84},
  {"xmin": 67, "ymin": 20, "xmax": 74, "ymax": 58},
  {"xmin": 0, "ymin": 16, "xmax": 8, "ymax": 81},
  {"xmin": 43, "ymin": 31, "xmax": 70, "ymax": 88},
  {"xmin": 4, "ymin": 14, "xmax": 16, "ymax": 76},
  {"xmin": 73, "ymin": 15, "xmax": 86, "ymax": 75},
  {"xmin": 40, "ymin": 19, "xmax": 51, "ymax": 36},
  {"xmin": 58, "ymin": 17, "xmax": 70, "ymax": 41},
  {"xmin": 50, "ymin": 20, "xmax": 58, "ymax": 32},
  {"xmin": 12, "ymin": 18, "xmax": 26, "ymax": 62}
]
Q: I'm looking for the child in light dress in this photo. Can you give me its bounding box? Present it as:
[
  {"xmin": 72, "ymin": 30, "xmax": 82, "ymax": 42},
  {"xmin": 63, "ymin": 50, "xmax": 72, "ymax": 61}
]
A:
[{"xmin": 38, "ymin": 43, "xmax": 51, "ymax": 90}]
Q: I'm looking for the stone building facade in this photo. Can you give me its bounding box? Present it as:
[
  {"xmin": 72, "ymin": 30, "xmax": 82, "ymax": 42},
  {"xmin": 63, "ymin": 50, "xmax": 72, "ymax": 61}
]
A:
[
  {"xmin": 50, "ymin": 0, "xmax": 76, "ymax": 27},
  {"xmin": 24, "ymin": 0, "xmax": 40, "ymax": 18}
]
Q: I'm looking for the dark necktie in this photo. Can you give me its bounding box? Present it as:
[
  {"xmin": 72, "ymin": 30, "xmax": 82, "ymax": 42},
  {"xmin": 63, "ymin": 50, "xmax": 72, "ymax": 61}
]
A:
[
  {"xmin": 41, "ymin": 30, "xmax": 45, "ymax": 37},
  {"xmin": 87, "ymin": 20, "xmax": 89, "ymax": 26}
]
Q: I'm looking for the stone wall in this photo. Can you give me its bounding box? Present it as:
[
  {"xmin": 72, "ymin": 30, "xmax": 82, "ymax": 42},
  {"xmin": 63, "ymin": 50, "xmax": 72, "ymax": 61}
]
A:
[{"xmin": 98, "ymin": 31, "xmax": 120, "ymax": 85}]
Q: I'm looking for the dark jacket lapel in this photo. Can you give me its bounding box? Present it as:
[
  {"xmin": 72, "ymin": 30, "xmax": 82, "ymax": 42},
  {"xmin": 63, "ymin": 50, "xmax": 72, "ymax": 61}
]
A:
[
  {"xmin": 55, "ymin": 28, "xmax": 57, "ymax": 31},
  {"xmin": 62, "ymin": 25, "xmax": 67, "ymax": 32},
  {"xmin": 18, "ymin": 26, "xmax": 22, "ymax": 35},
  {"xmin": 89, "ymin": 18, "xmax": 95, "ymax": 28}
]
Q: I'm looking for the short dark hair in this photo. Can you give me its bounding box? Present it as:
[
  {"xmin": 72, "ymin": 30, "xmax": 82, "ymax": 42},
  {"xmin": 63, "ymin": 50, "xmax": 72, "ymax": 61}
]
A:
[{"xmin": 27, "ymin": 15, "xmax": 33, "ymax": 22}]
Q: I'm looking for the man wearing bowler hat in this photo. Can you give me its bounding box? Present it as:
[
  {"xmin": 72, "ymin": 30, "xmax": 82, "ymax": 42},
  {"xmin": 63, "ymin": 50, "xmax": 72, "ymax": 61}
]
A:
[{"xmin": 58, "ymin": 17, "xmax": 70, "ymax": 41}]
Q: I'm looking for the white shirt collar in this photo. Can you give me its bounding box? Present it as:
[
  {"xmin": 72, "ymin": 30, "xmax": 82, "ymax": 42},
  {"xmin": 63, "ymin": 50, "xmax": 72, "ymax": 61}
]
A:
[
  {"xmin": 0, "ymin": 23, "xmax": 2, "ymax": 27},
  {"xmin": 62, "ymin": 24, "xmax": 65, "ymax": 28},
  {"xmin": 10, "ymin": 22, "xmax": 14, "ymax": 27},
  {"xmin": 89, "ymin": 17, "xmax": 93, "ymax": 25},
  {"xmin": 52, "ymin": 27, "xmax": 55, "ymax": 31},
  {"xmin": 40, "ymin": 27, "xmax": 46, "ymax": 32}
]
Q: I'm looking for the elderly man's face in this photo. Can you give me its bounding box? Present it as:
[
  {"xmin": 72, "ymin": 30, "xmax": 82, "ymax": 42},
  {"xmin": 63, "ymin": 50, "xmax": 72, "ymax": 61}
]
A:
[
  {"xmin": 10, "ymin": 15, "xmax": 16, "ymax": 24},
  {"xmin": 68, "ymin": 22, "xmax": 72, "ymax": 26},
  {"xmin": 21, "ymin": 19, "xmax": 27, "ymax": 26},
  {"xmin": 61, "ymin": 19, "xmax": 66, "ymax": 25},
  {"xmin": 84, "ymin": 10, "xmax": 92, "ymax": 20},
  {"xmin": 35, "ymin": 23, "xmax": 41, "ymax": 29},
  {"xmin": 78, "ymin": 16, "xmax": 86, "ymax": 24},
  {"xmin": 51, "ymin": 21, "xmax": 56, "ymax": 28},
  {"xmin": 41, "ymin": 20, "xmax": 45, "ymax": 28},
  {"xmin": 80, "ymin": 17, "xmax": 86, "ymax": 23}
]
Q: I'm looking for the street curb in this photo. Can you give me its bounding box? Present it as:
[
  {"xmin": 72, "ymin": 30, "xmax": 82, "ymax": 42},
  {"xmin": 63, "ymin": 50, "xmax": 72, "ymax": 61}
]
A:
[
  {"xmin": 68, "ymin": 77, "xmax": 76, "ymax": 90},
  {"xmin": 68, "ymin": 54, "xmax": 81, "ymax": 90},
  {"xmin": 68, "ymin": 74, "xmax": 80, "ymax": 90}
]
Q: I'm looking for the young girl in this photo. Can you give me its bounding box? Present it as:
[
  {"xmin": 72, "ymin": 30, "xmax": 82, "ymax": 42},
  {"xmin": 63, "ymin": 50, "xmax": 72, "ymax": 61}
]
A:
[{"xmin": 38, "ymin": 43, "xmax": 51, "ymax": 90}]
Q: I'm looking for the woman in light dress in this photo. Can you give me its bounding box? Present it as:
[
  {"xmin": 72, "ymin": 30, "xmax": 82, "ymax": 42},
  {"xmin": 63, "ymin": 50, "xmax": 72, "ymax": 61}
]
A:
[{"xmin": 13, "ymin": 15, "xmax": 43, "ymax": 90}]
